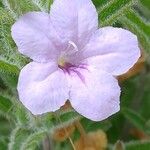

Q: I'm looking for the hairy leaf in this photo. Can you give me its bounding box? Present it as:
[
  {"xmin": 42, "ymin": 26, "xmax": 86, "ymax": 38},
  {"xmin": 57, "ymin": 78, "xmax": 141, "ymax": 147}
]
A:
[
  {"xmin": 122, "ymin": 108, "xmax": 148, "ymax": 132},
  {"xmin": 20, "ymin": 130, "xmax": 46, "ymax": 150},
  {"xmin": 120, "ymin": 10, "xmax": 150, "ymax": 52},
  {"xmin": 8, "ymin": 127, "xmax": 31, "ymax": 150},
  {"xmin": 126, "ymin": 140, "xmax": 150, "ymax": 150},
  {"xmin": 98, "ymin": 0, "xmax": 137, "ymax": 26}
]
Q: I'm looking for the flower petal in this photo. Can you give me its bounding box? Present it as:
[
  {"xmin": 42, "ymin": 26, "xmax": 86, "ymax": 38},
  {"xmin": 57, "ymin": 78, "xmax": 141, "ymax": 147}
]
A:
[
  {"xmin": 68, "ymin": 67, "xmax": 120, "ymax": 121},
  {"xmin": 18, "ymin": 61, "xmax": 69, "ymax": 115},
  {"xmin": 11, "ymin": 12, "xmax": 66, "ymax": 62},
  {"xmin": 50, "ymin": 0, "xmax": 98, "ymax": 49},
  {"xmin": 80, "ymin": 27, "xmax": 141, "ymax": 76}
]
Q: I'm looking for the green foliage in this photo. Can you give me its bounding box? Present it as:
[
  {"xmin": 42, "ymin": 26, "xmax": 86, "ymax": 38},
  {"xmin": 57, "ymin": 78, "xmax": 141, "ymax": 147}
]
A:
[
  {"xmin": 31, "ymin": 0, "xmax": 53, "ymax": 12},
  {"xmin": 0, "ymin": 95, "xmax": 12, "ymax": 114},
  {"xmin": 138, "ymin": 0, "xmax": 150, "ymax": 20},
  {"xmin": 0, "ymin": 138, "xmax": 8, "ymax": 150},
  {"xmin": 81, "ymin": 118, "xmax": 112, "ymax": 132},
  {"xmin": 2, "ymin": 0, "xmax": 38, "ymax": 19},
  {"xmin": 0, "ymin": 60, "xmax": 19, "ymax": 90},
  {"xmin": 125, "ymin": 140, "xmax": 150, "ymax": 150},
  {"xmin": 120, "ymin": 9, "xmax": 150, "ymax": 52},
  {"xmin": 98, "ymin": 0, "xmax": 137, "ymax": 26},
  {"xmin": 14, "ymin": 105, "xmax": 30, "ymax": 126},
  {"xmin": 111, "ymin": 140, "xmax": 150, "ymax": 150},
  {"xmin": 0, "ymin": 60, "xmax": 19, "ymax": 76},
  {"xmin": 113, "ymin": 141, "xmax": 125, "ymax": 150},
  {"xmin": 54, "ymin": 109, "xmax": 81, "ymax": 128},
  {"xmin": 0, "ymin": 7, "xmax": 28, "ymax": 67},
  {"xmin": 20, "ymin": 130, "xmax": 46, "ymax": 150},
  {"xmin": 0, "ymin": 0, "xmax": 150, "ymax": 149},
  {"xmin": 0, "ymin": 95, "xmax": 15, "ymax": 123},
  {"xmin": 122, "ymin": 108, "xmax": 148, "ymax": 133},
  {"xmin": 8, "ymin": 127, "xmax": 31, "ymax": 150}
]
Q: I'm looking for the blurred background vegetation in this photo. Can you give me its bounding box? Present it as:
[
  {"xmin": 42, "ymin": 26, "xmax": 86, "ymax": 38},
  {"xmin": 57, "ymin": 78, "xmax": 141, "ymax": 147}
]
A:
[{"xmin": 0, "ymin": 0, "xmax": 150, "ymax": 150}]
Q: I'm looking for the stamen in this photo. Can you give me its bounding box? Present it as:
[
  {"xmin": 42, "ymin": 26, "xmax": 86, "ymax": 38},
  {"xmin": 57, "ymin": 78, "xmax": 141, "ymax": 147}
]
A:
[
  {"xmin": 68, "ymin": 41, "xmax": 78, "ymax": 52},
  {"xmin": 58, "ymin": 41, "xmax": 79, "ymax": 68},
  {"xmin": 58, "ymin": 58, "xmax": 66, "ymax": 67}
]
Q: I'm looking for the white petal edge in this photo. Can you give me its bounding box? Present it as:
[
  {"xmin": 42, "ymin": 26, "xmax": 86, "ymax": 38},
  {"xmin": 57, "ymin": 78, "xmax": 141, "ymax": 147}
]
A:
[
  {"xmin": 17, "ymin": 61, "xmax": 69, "ymax": 115},
  {"xmin": 50, "ymin": 0, "xmax": 98, "ymax": 49},
  {"xmin": 11, "ymin": 12, "xmax": 66, "ymax": 62},
  {"xmin": 68, "ymin": 66, "xmax": 121, "ymax": 121},
  {"xmin": 80, "ymin": 27, "xmax": 141, "ymax": 76}
]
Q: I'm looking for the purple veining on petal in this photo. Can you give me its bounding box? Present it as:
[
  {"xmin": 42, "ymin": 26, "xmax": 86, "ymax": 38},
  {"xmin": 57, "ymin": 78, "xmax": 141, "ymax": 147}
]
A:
[{"xmin": 58, "ymin": 62, "xmax": 87, "ymax": 83}]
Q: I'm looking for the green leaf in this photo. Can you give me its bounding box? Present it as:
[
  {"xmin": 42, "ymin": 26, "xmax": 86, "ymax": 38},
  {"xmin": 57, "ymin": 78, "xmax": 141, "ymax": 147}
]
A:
[
  {"xmin": 113, "ymin": 141, "xmax": 125, "ymax": 150},
  {"xmin": 0, "ymin": 95, "xmax": 14, "ymax": 121},
  {"xmin": 93, "ymin": 0, "xmax": 109, "ymax": 8},
  {"xmin": 138, "ymin": 0, "xmax": 150, "ymax": 20},
  {"xmin": 0, "ymin": 7, "xmax": 14, "ymax": 23},
  {"xmin": 81, "ymin": 118, "xmax": 112, "ymax": 132},
  {"xmin": 1, "ymin": 0, "xmax": 18, "ymax": 19},
  {"xmin": 31, "ymin": 0, "xmax": 53, "ymax": 12},
  {"xmin": 0, "ymin": 59, "xmax": 19, "ymax": 76},
  {"xmin": 2, "ymin": 0, "xmax": 38, "ymax": 19},
  {"xmin": 125, "ymin": 140, "xmax": 150, "ymax": 150},
  {"xmin": 0, "ymin": 60, "xmax": 19, "ymax": 88},
  {"xmin": 53, "ymin": 109, "xmax": 82, "ymax": 129},
  {"xmin": 2, "ymin": 0, "xmax": 53, "ymax": 18},
  {"xmin": 0, "ymin": 96, "xmax": 12, "ymax": 113},
  {"xmin": 8, "ymin": 127, "xmax": 31, "ymax": 150},
  {"xmin": 122, "ymin": 108, "xmax": 147, "ymax": 131},
  {"xmin": 14, "ymin": 105, "xmax": 30, "ymax": 126},
  {"xmin": 98, "ymin": 0, "xmax": 137, "ymax": 26},
  {"xmin": 123, "ymin": 10, "xmax": 150, "ymax": 37},
  {"xmin": 0, "ymin": 117, "xmax": 12, "ymax": 136},
  {"xmin": 32, "ymin": 113, "xmax": 54, "ymax": 130},
  {"xmin": 120, "ymin": 10, "xmax": 150, "ymax": 52},
  {"xmin": 0, "ymin": 7, "xmax": 28, "ymax": 67},
  {"xmin": 0, "ymin": 137, "xmax": 8, "ymax": 150},
  {"xmin": 20, "ymin": 130, "xmax": 46, "ymax": 150}
]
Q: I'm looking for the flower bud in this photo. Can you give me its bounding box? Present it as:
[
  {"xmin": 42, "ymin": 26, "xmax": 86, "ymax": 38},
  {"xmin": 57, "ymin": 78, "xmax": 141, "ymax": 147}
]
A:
[
  {"xmin": 75, "ymin": 130, "xmax": 107, "ymax": 150},
  {"xmin": 52, "ymin": 124, "xmax": 75, "ymax": 142}
]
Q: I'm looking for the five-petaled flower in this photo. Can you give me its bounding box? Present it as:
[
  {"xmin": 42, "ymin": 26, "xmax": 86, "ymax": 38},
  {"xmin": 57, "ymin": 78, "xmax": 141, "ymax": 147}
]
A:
[{"xmin": 11, "ymin": 0, "xmax": 140, "ymax": 121}]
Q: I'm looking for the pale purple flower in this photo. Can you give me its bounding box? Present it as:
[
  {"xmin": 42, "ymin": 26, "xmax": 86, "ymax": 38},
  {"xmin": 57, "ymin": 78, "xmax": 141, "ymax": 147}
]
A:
[{"xmin": 11, "ymin": 0, "xmax": 140, "ymax": 121}]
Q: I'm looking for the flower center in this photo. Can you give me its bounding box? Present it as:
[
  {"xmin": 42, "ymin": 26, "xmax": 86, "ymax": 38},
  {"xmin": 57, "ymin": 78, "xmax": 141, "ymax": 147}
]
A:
[
  {"xmin": 58, "ymin": 57, "xmax": 66, "ymax": 68},
  {"xmin": 58, "ymin": 57, "xmax": 75, "ymax": 73},
  {"xmin": 57, "ymin": 41, "xmax": 87, "ymax": 83},
  {"xmin": 58, "ymin": 41, "xmax": 79, "ymax": 71}
]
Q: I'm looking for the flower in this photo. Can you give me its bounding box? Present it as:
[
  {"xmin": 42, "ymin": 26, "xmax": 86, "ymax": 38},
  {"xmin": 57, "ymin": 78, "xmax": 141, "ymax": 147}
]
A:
[{"xmin": 11, "ymin": 0, "xmax": 140, "ymax": 121}]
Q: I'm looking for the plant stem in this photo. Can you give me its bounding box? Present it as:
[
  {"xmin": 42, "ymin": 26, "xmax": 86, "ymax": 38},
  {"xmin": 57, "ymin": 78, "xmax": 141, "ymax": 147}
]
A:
[
  {"xmin": 42, "ymin": 134, "xmax": 52, "ymax": 150},
  {"xmin": 75, "ymin": 121, "xmax": 86, "ymax": 138},
  {"xmin": 55, "ymin": 113, "xmax": 76, "ymax": 150}
]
